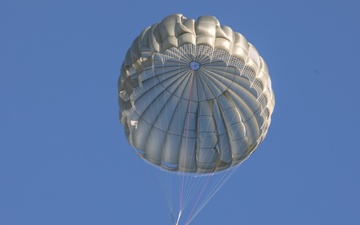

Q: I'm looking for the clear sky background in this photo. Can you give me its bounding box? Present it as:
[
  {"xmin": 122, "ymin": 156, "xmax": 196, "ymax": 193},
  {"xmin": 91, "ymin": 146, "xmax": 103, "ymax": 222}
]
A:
[{"xmin": 1, "ymin": 0, "xmax": 359, "ymax": 225}]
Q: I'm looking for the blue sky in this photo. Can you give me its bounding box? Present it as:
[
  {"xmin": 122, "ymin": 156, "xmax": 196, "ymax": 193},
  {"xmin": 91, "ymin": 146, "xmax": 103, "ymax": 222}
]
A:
[{"xmin": 1, "ymin": 0, "xmax": 359, "ymax": 225}]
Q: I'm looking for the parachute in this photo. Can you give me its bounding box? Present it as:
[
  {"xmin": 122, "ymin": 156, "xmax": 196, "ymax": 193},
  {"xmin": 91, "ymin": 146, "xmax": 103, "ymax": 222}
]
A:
[{"xmin": 118, "ymin": 14, "xmax": 275, "ymax": 224}]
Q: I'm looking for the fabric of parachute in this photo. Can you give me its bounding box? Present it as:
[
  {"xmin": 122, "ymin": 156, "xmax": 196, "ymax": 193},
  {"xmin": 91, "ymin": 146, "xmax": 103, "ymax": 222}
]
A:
[{"xmin": 118, "ymin": 14, "xmax": 275, "ymax": 173}]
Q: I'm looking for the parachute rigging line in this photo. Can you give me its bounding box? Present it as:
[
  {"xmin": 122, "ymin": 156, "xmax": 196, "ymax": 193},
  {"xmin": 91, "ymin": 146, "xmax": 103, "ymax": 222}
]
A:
[{"xmin": 179, "ymin": 70, "xmax": 195, "ymax": 212}]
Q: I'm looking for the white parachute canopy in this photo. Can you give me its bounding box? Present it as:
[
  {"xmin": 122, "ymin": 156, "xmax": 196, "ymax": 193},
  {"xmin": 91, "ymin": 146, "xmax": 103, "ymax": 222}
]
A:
[{"xmin": 118, "ymin": 14, "xmax": 275, "ymax": 225}]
